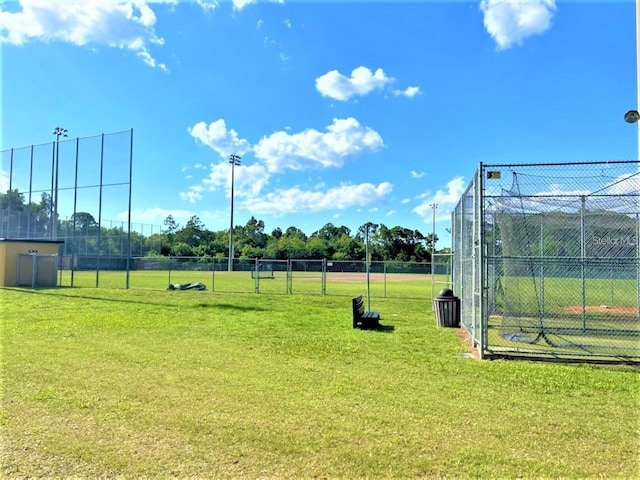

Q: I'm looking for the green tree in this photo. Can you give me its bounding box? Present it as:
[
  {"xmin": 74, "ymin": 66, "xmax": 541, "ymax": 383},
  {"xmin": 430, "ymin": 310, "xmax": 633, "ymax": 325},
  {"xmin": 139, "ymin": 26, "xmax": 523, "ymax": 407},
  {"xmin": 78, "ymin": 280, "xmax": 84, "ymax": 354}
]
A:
[
  {"xmin": 0, "ymin": 189, "xmax": 42, "ymax": 238},
  {"xmin": 172, "ymin": 241, "xmax": 194, "ymax": 257},
  {"xmin": 312, "ymin": 223, "xmax": 350, "ymax": 241},
  {"xmin": 284, "ymin": 226, "xmax": 307, "ymax": 241},
  {"xmin": 163, "ymin": 215, "xmax": 179, "ymax": 255},
  {"xmin": 277, "ymin": 235, "xmax": 307, "ymax": 259},
  {"xmin": 332, "ymin": 233, "xmax": 361, "ymax": 260},
  {"xmin": 376, "ymin": 225, "xmax": 429, "ymax": 262},
  {"xmin": 175, "ymin": 215, "xmax": 207, "ymax": 247},
  {"xmin": 235, "ymin": 216, "xmax": 268, "ymax": 250},
  {"xmin": 0, "ymin": 189, "xmax": 25, "ymax": 210},
  {"xmin": 71, "ymin": 212, "xmax": 99, "ymax": 233},
  {"xmin": 306, "ymin": 236, "xmax": 328, "ymax": 259}
]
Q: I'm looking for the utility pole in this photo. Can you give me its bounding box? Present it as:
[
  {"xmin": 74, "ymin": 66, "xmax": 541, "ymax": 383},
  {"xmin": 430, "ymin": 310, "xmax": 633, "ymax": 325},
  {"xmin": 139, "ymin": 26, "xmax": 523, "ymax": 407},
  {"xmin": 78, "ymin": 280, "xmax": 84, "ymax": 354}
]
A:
[
  {"xmin": 365, "ymin": 223, "xmax": 371, "ymax": 311},
  {"xmin": 228, "ymin": 153, "xmax": 241, "ymax": 272},
  {"xmin": 430, "ymin": 203, "xmax": 438, "ymax": 258},
  {"xmin": 52, "ymin": 127, "xmax": 68, "ymax": 239},
  {"xmin": 430, "ymin": 203, "xmax": 438, "ymax": 303}
]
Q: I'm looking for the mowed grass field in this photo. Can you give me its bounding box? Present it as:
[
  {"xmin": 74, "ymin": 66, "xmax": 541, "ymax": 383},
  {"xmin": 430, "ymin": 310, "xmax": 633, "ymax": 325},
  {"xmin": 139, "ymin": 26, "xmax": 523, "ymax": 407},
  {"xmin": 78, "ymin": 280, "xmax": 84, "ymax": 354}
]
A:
[
  {"xmin": 1, "ymin": 286, "xmax": 639, "ymax": 478},
  {"xmin": 58, "ymin": 269, "xmax": 449, "ymax": 299}
]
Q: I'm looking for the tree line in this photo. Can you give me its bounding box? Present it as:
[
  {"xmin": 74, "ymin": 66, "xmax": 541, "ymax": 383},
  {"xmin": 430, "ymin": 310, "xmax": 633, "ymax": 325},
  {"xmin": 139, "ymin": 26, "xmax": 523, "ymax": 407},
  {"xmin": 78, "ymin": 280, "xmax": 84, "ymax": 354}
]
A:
[
  {"xmin": 158, "ymin": 214, "xmax": 442, "ymax": 262},
  {"xmin": 0, "ymin": 189, "xmax": 444, "ymax": 261}
]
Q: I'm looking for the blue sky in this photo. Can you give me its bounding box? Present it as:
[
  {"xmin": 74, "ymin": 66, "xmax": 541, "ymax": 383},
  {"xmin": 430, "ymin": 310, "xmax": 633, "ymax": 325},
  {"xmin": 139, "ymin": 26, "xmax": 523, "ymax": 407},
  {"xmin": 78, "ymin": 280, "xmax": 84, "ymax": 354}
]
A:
[{"xmin": 1, "ymin": 0, "xmax": 638, "ymax": 245}]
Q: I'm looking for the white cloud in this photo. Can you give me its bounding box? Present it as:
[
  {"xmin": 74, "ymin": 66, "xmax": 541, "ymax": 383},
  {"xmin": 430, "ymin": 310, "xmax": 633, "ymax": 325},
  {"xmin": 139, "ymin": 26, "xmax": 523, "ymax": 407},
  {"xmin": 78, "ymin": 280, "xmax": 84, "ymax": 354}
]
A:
[
  {"xmin": 315, "ymin": 66, "xmax": 394, "ymax": 101},
  {"xmin": 124, "ymin": 207, "xmax": 195, "ymax": 226},
  {"xmin": 184, "ymin": 117, "xmax": 384, "ymax": 206},
  {"xmin": 180, "ymin": 185, "xmax": 203, "ymax": 204},
  {"xmin": 279, "ymin": 51, "xmax": 290, "ymax": 62},
  {"xmin": 393, "ymin": 86, "xmax": 422, "ymax": 98},
  {"xmin": 283, "ymin": 18, "xmax": 291, "ymax": 29},
  {"xmin": 605, "ymin": 173, "xmax": 640, "ymax": 196},
  {"xmin": 480, "ymin": 0, "xmax": 557, "ymax": 50},
  {"xmin": 499, "ymin": 173, "xmax": 640, "ymax": 215},
  {"xmin": 263, "ymin": 35, "xmax": 275, "ymax": 47},
  {"xmin": 202, "ymin": 161, "xmax": 270, "ymax": 198},
  {"xmin": 0, "ymin": 0, "xmax": 168, "ymax": 70},
  {"xmin": 188, "ymin": 119, "xmax": 252, "ymax": 159},
  {"xmin": 137, "ymin": 48, "xmax": 168, "ymax": 72},
  {"xmin": 410, "ymin": 170, "xmax": 426, "ymax": 179},
  {"xmin": 181, "ymin": 163, "xmax": 206, "ymax": 173},
  {"xmin": 241, "ymin": 182, "xmax": 393, "ymax": 216},
  {"xmin": 232, "ymin": 0, "xmax": 256, "ymax": 11},
  {"xmin": 254, "ymin": 117, "xmax": 384, "ymax": 172},
  {"xmin": 413, "ymin": 176, "xmax": 466, "ymax": 222},
  {"xmin": 196, "ymin": 0, "xmax": 218, "ymax": 12},
  {"xmin": 256, "ymin": 19, "xmax": 263, "ymax": 30}
]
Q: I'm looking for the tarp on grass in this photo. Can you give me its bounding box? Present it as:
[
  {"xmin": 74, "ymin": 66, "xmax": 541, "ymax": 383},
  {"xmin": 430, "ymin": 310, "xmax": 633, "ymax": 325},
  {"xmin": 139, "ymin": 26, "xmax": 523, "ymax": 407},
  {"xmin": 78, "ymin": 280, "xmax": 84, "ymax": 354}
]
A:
[{"xmin": 167, "ymin": 282, "xmax": 207, "ymax": 291}]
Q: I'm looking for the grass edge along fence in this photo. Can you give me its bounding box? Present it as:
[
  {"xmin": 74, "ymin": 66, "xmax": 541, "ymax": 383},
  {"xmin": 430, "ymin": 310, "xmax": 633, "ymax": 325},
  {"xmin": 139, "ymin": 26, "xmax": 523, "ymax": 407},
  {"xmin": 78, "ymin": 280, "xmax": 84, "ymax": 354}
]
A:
[
  {"xmin": 453, "ymin": 160, "xmax": 640, "ymax": 362},
  {"xmin": 58, "ymin": 256, "xmax": 453, "ymax": 300}
]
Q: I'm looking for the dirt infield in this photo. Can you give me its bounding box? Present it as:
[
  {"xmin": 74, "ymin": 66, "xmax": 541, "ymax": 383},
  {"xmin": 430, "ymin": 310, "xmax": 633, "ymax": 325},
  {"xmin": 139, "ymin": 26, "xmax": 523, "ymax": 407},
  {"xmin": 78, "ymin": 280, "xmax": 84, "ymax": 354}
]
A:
[
  {"xmin": 562, "ymin": 305, "xmax": 638, "ymax": 315},
  {"xmin": 324, "ymin": 273, "xmax": 425, "ymax": 283}
]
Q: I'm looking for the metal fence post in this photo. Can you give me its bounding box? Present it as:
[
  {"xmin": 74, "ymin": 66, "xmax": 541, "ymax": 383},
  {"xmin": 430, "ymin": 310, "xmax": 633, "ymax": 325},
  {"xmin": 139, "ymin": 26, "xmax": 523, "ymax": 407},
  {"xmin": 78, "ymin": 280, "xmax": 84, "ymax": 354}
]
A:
[
  {"xmin": 254, "ymin": 257, "xmax": 259, "ymax": 293},
  {"xmin": 384, "ymin": 261, "xmax": 387, "ymax": 298},
  {"xmin": 211, "ymin": 258, "xmax": 215, "ymax": 292},
  {"xmin": 322, "ymin": 258, "xmax": 327, "ymax": 295}
]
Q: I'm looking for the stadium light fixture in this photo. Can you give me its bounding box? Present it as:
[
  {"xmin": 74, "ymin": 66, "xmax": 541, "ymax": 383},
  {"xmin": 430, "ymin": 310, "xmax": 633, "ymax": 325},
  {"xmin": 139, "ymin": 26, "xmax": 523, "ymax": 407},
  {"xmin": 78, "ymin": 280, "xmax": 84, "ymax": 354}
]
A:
[
  {"xmin": 624, "ymin": 110, "xmax": 640, "ymax": 124},
  {"xmin": 52, "ymin": 127, "xmax": 68, "ymax": 239},
  {"xmin": 228, "ymin": 153, "xmax": 241, "ymax": 272}
]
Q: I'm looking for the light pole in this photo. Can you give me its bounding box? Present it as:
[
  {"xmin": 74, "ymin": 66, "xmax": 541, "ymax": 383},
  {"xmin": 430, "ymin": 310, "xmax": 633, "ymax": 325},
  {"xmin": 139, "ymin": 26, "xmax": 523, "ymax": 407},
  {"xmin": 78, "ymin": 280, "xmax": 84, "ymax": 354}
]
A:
[
  {"xmin": 430, "ymin": 203, "xmax": 438, "ymax": 257},
  {"xmin": 625, "ymin": 110, "xmax": 640, "ymax": 318},
  {"xmin": 365, "ymin": 223, "xmax": 371, "ymax": 311},
  {"xmin": 625, "ymin": 109, "xmax": 640, "ymax": 159},
  {"xmin": 627, "ymin": 0, "xmax": 640, "ymax": 160},
  {"xmin": 52, "ymin": 127, "xmax": 68, "ymax": 239},
  {"xmin": 626, "ymin": 0, "xmax": 640, "ymax": 317},
  {"xmin": 228, "ymin": 153, "xmax": 241, "ymax": 272},
  {"xmin": 430, "ymin": 203, "xmax": 438, "ymax": 302}
]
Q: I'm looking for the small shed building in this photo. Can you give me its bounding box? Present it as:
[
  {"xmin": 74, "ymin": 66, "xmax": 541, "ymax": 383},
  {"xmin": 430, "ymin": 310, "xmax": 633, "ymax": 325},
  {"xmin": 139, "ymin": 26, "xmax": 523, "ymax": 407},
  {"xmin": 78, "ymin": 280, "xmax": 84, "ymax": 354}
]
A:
[{"xmin": 0, "ymin": 239, "xmax": 64, "ymax": 287}]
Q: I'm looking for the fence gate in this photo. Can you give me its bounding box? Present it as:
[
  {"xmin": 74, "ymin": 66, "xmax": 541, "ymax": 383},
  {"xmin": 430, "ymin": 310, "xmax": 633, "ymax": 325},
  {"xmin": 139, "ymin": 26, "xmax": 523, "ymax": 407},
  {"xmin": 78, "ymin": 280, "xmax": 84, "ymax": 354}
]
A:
[{"xmin": 17, "ymin": 254, "xmax": 59, "ymax": 287}]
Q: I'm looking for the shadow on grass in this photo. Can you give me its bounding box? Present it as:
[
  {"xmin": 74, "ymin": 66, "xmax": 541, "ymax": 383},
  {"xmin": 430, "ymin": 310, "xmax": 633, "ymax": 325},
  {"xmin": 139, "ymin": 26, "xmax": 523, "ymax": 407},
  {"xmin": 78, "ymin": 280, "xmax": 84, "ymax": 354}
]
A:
[
  {"xmin": 196, "ymin": 303, "xmax": 266, "ymax": 312},
  {"xmin": 6, "ymin": 287, "xmax": 267, "ymax": 312},
  {"xmin": 356, "ymin": 323, "xmax": 395, "ymax": 333}
]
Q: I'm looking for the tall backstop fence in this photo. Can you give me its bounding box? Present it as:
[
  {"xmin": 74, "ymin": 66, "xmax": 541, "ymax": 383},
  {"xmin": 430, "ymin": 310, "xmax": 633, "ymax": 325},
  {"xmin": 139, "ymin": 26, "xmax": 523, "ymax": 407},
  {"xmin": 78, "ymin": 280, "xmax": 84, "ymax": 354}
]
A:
[
  {"xmin": 0, "ymin": 129, "xmax": 138, "ymax": 279},
  {"xmin": 453, "ymin": 160, "xmax": 640, "ymax": 361}
]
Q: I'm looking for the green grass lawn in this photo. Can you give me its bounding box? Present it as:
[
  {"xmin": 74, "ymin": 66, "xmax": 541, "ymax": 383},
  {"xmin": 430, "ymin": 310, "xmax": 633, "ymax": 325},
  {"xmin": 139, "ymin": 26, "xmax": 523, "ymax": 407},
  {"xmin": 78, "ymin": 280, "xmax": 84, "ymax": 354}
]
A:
[
  {"xmin": 58, "ymin": 269, "xmax": 449, "ymax": 299},
  {"xmin": 1, "ymin": 286, "xmax": 639, "ymax": 478}
]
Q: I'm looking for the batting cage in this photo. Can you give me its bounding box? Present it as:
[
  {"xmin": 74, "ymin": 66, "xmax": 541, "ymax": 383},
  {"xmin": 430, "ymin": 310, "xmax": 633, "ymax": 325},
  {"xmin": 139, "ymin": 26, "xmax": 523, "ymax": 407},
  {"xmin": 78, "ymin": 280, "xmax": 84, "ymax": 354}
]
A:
[{"xmin": 453, "ymin": 160, "xmax": 640, "ymax": 361}]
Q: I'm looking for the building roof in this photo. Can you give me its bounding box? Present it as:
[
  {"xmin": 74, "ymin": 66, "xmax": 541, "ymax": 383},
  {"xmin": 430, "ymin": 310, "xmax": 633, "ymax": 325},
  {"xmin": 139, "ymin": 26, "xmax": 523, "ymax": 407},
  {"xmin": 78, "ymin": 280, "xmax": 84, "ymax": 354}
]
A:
[{"xmin": 0, "ymin": 238, "xmax": 65, "ymax": 244}]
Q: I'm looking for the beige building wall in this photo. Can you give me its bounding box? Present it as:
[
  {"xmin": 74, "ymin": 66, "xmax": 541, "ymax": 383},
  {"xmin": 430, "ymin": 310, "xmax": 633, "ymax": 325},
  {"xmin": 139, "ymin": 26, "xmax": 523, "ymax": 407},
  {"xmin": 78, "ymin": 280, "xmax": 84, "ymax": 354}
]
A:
[{"xmin": 0, "ymin": 240, "xmax": 63, "ymax": 287}]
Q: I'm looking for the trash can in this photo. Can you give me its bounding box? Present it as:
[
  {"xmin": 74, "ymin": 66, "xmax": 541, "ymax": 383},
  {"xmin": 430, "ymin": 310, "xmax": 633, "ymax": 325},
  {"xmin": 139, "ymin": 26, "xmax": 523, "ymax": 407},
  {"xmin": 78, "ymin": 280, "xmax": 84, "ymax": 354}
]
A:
[{"xmin": 433, "ymin": 288, "xmax": 460, "ymax": 328}]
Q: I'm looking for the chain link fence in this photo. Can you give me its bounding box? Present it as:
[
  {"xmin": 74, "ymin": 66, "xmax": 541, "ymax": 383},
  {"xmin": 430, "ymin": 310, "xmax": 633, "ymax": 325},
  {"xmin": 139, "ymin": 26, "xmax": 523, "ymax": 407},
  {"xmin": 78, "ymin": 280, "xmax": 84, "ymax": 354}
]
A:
[
  {"xmin": 56, "ymin": 255, "xmax": 452, "ymax": 300},
  {"xmin": 453, "ymin": 160, "xmax": 640, "ymax": 361},
  {"xmin": 0, "ymin": 129, "xmax": 136, "ymax": 255}
]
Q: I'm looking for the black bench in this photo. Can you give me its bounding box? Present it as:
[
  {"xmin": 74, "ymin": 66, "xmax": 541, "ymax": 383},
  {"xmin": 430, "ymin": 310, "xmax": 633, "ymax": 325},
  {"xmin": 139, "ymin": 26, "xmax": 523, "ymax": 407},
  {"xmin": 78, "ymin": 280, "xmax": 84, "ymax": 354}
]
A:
[{"xmin": 352, "ymin": 295, "xmax": 390, "ymax": 330}]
